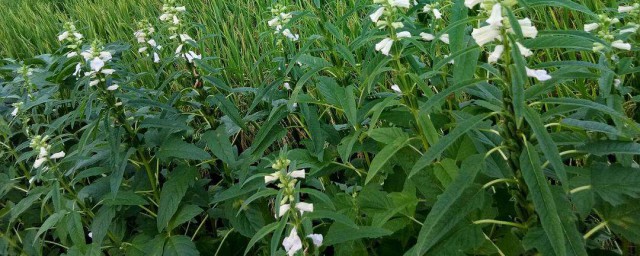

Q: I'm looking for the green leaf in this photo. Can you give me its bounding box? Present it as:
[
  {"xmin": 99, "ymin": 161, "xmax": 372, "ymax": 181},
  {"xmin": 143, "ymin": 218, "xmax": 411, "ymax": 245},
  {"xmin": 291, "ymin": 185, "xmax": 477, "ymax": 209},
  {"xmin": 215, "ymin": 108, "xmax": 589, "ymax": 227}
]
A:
[
  {"xmin": 35, "ymin": 210, "xmax": 67, "ymax": 242},
  {"xmin": 366, "ymin": 136, "xmax": 411, "ymax": 184},
  {"xmin": 157, "ymin": 137, "xmax": 211, "ymax": 161},
  {"xmin": 368, "ymin": 127, "xmax": 409, "ymax": 144},
  {"xmin": 110, "ymin": 147, "xmax": 136, "ymax": 197},
  {"xmin": 157, "ymin": 166, "xmax": 198, "ymax": 233},
  {"xmin": 202, "ymin": 127, "xmax": 238, "ymax": 167},
  {"xmin": 168, "ymin": 205, "xmax": 203, "ymax": 231},
  {"xmin": 91, "ymin": 206, "xmax": 115, "ymax": 245},
  {"xmin": 244, "ymin": 222, "xmax": 278, "ymax": 256},
  {"xmin": 410, "ymin": 114, "xmax": 489, "ymax": 178},
  {"xmin": 590, "ymin": 164, "xmax": 640, "ymax": 205},
  {"xmin": 412, "ymin": 155, "xmax": 484, "ymax": 255},
  {"xmin": 209, "ymin": 94, "xmax": 247, "ymax": 130},
  {"xmin": 520, "ymin": 142, "xmax": 566, "ymax": 256},
  {"xmin": 522, "ymin": 0, "xmax": 596, "ymax": 17},
  {"xmin": 162, "ymin": 235, "xmax": 199, "ymax": 256},
  {"xmin": 324, "ymin": 223, "xmax": 392, "ymax": 246},
  {"xmin": 523, "ymin": 107, "xmax": 568, "ymax": 191},
  {"xmin": 577, "ymin": 141, "xmax": 640, "ymax": 156},
  {"xmin": 561, "ymin": 118, "xmax": 623, "ymax": 137}
]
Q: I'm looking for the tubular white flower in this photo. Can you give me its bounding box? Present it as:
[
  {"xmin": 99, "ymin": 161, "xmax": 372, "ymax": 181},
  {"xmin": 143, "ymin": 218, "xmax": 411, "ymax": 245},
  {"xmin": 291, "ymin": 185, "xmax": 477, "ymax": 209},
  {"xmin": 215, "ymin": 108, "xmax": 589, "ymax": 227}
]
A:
[
  {"xmin": 99, "ymin": 51, "xmax": 112, "ymax": 61},
  {"xmin": 619, "ymin": 25, "xmax": 639, "ymax": 34},
  {"xmin": 102, "ymin": 69, "xmax": 116, "ymax": 75},
  {"xmin": 153, "ymin": 52, "xmax": 161, "ymax": 63},
  {"xmin": 486, "ymin": 4, "xmax": 503, "ymax": 27},
  {"xmin": 11, "ymin": 107, "xmax": 18, "ymax": 116},
  {"xmin": 488, "ymin": 45, "xmax": 504, "ymax": 63},
  {"xmin": 58, "ymin": 31, "xmax": 70, "ymax": 41},
  {"xmin": 50, "ymin": 151, "xmax": 65, "ymax": 159},
  {"xmin": 390, "ymin": 0, "xmax": 411, "ymax": 8},
  {"xmin": 517, "ymin": 42, "xmax": 533, "ymax": 57},
  {"xmin": 397, "ymin": 31, "xmax": 411, "ymax": 38},
  {"xmin": 66, "ymin": 52, "xmax": 78, "ymax": 58},
  {"xmin": 39, "ymin": 147, "xmax": 48, "ymax": 159},
  {"xmin": 391, "ymin": 84, "xmax": 401, "ymax": 93},
  {"xmin": 89, "ymin": 80, "xmax": 100, "ymax": 87},
  {"xmin": 295, "ymin": 202, "xmax": 314, "ymax": 214},
  {"xmin": 106, "ymin": 85, "xmax": 119, "ymax": 91},
  {"xmin": 471, "ymin": 25, "xmax": 501, "ymax": 46},
  {"xmin": 180, "ymin": 34, "xmax": 193, "ymax": 42},
  {"xmin": 526, "ymin": 67, "xmax": 552, "ymax": 81},
  {"xmin": 175, "ymin": 44, "xmax": 184, "ymax": 54},
  {"xmin": 618, "ymin": 5, "xmax": 635, "ymax": 13},
  {"xmin": 264, "ymin": 172, "xmax": 280, "ymax": 184},
  {"xmin": 73, "ymin": 63, "xmax": 82, "ymax": 76},
  {"xmin": 282, "ymin": 29, "xmax": 300, "ymax": 41},
  {"xmin": 433, "ymin": 9, "xmax": 443, "ymax": 19},
  {"xmin": 370, "ymin": 7, "xmax": 385, "ymax": 22},
  {"xmin": 33, "ymin": 158, "xmax": 46, "ymax": 169},
  {"xmin": 289, "ymin": 169, "xmax": 305, "ymax": 179},
  {"xmin": 278, "ymin": 204, "xmax": 291, "ymax": 217},
  {"xmin": 307, "ymin": 234, "xmax": 323, "ymax": 247},
  {"xmin": 465, "ymin": 0, "xmax": 483, "ymax": 9},
  {"xmin": 175, "ymin": 6, "xmax": 186, "ymax": 12},
  {"xmin": 584, "ymin": 23, "xmax": 600, "ymax": 32},
  {"xmin": 282, "ymin": 229, "xmax": 303, "ymax": 256},
  {"xmin": 90, "ymin": 58, "xmax": 105, "ymax": 72},
  {"xmin": 440, "ymin": 34, "xmax": 450, "ymax": 44},
  {"xmin": 185, "ymin": 51, "xmax": 202, "ymax": 63},
  {"xmin": 516, "ymin": 18, "xmax": 538, "ymax": 38},
  {"xmin": 375, "ymin": 38, "xmax": 394, "ymax": 56},
  {"xmin": 420, "ymin": 32, "xmax": 435, "ymax": 41},
  {"xmin": 611, "ymin": 40, "xmax": 631, "ymax": 50}
]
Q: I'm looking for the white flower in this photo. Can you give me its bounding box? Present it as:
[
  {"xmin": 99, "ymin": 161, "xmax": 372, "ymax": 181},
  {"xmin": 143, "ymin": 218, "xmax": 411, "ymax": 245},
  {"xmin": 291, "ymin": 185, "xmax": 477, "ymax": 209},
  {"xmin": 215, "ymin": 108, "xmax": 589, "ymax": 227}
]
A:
[
  {"xmin": 173, "ymin": 15, "xmax": 180, "ymax": 25},
  {"xmin": 175, "ymin": 44, "xmax": 184, "ymax": 54},
  {"xmin": 433, "ymin": 9, "xmax": 443, "ymax": 19},
  {"xmin": 265, "ymin": 172, "xmax": 280, "ymax": 184},
  {"xmin": 89, "ymin": 80, "xmax": 100, "ymax": 87},
  {"xmin": 106, "ymin": 85, "xmax": 119, "ymax": 91},
  {"xmin": 90, "ymin": 58, "xmax": 105, "ymax": 72},
  {"xmin": 33, "ymin": 158, "xmax": 46, "ymax": 169},
  {"xmin": 58, "ymin": 31, "xmax": 70, "ymax": 41},
  {"xmin": 375, "ymin": 38, "xmax": 394, "ymax": 56},
  {"xmin": 73, "ymin": 63, "xmax": 82, "ymax": 76},
  {"xmin": 159, "ymin": 14, "xmax": 171, "ymax": 21},
  {"xmin": 614, "ymin": 79, "xmax": 621, "ymax": 88},
  {"xmin": 515, "ymin": 18, "xmax": 538, "ymax": 38},
  {"xmin": 307, "ymin": 234, "xmax": 323, "ymax": 247},
  {"xmin": 390, "ymin": 0, "xmax": 411, "ymax": 8},
  {"xmin": 80, "ymin": 51, "xmax": 93, "ymax": 60},
  {"xmin": 102, "ymin": 69, "xmax": 116, "ymax": 75},
  {"xmin": 282, "ymin": 229, "xmax": 303, "ymax": 256},
  {"xmin": 618, "ymin": 5, "xmax": 635, "ymax": 13},
  {"xmin": 39, "ymin": 147, "xmax": 48, "ymax": 159},
  {"xmin": 180, "ymin": 34, "xmax": 193, "ymax": 42},
  {"xmin": 526, "ymin": 67, "xmax": 552, "ymax": 81},
  {"xmin": 465, "ymin": 0, "xmax": 483, "ymax": 9},
  {"xmin": 420, "ymin": 32, "xmax": 435, "ymax": 41},
  {"xmin": 175, "ymin": 6, "xmax": 186, "ymax": 12},
  {"xmin": 396, "ymin": 31, "xmax": 411, "ymax": 38},
  {"xmin": 391, "ymin": 84, "xmax": 401, "ymax": 93},
  {"xmin": 472, "ymin": 25, "xmax": 501, "ymax": 46},
  {"xmin": 153, "ymin": 52, "xmax": 161, "ymax": 63},
  {"xmin": 74, "ymin": 33, "xmax": 83, "ymax": 39},
  {"xmin": 486, "ymin": 4, "xmax": 503, "ymax": 27},
  {"xmin": 391, "ymin": 22, "xmax": 404, "ymax": 29},
  {"xmin": 99, "ymin": 51, "xmax": 112, "ymax": 62},
  {"xmin": 279, "ymin": 204, "xmax": 291, "ymax": 217},
  {"xmin": 439, "ymin": 34, "xmax": 450, "ymax": 44},
  {"xmin": 66, "ymin": 52, "xmax": 78, "ymax": 58},
  {"xmin": 619, "ymin": 25, "xmax": 639, "ymax": 34},
  {"xmin": 185, "ymin": 51, "xmax": 202, "ymax": 63},
  {"xmin": 138, "ymin": 47, "xmax": 148, "ymax": 53},
  {"xmin": 612, "ymin": 40, "xmax": 631, "ymax": 50},
  {"xmin": 289, "ymin": 169, "xmax": 305, "ymax": 179},
  {"xmin": 282, "ymin": 29, "xmax": 300, "ymax": 41},
  {"xmin": 295, "ymin": 202, "xmax": 314, "ymax": 214},
  {"xmin": 88, "ymin": 232, "xmax": 93, "ymax": 238},
  {"xmin": 50, "ymin": 151, "xmax": 65, "ymax": 159},
  {"xmin": 488, "ymin": 45, "xmax": 504, "ymax": 63},
  {"xmin": 370, "ymin": 7, "xmax": 385, "ymax": 22},
  {"xmin": 148, "ymin": 39, "xmax": 157, "ymax": 47},
  {"xmin": 517, "ymin": 42, "xmax": 533, "ymax": 57},
  {"xmin": 584, "ymin": 23, "xmax": 600, "ymax": 32},
  {"xmin": 11, "ymin": 107, "xmax": 18, "ymax": 116}
]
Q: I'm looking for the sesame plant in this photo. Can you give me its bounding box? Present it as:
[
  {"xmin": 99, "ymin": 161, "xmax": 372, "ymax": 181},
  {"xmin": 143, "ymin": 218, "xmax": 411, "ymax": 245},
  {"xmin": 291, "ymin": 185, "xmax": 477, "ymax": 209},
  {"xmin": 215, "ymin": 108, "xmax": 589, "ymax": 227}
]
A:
[{"xmin": 1, "ymin": 0, "xmax": 640, "ymax": 255}]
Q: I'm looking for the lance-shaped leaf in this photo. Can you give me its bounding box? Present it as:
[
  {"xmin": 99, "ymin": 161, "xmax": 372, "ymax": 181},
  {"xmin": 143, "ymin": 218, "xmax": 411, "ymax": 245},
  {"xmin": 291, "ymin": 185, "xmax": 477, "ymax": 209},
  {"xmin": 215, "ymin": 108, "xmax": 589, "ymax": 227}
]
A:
[
  {"xmin": 520, "ymin": 142, "xmax": 566, "ymax": 256},
  {"xmin": 366, "ymin": 136, "xmax": 411, "ymax": 184},
  {"xmin": 157, "ymin": 166, "xmax": 198, "ymax": 232}
]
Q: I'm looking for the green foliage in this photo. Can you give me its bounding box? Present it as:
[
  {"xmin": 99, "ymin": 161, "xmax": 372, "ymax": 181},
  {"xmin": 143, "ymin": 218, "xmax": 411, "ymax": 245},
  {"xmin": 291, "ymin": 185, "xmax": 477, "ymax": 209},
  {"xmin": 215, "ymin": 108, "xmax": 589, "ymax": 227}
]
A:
[{"xmin": 1, "ymin": 0, "xmax": 640, "ymax": 255}]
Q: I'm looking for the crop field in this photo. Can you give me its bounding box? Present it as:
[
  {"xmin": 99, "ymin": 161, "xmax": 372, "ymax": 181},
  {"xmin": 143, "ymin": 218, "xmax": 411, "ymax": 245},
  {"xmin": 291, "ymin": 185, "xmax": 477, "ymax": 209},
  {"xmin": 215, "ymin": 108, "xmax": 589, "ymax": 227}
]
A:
[{"xmin": 1, "ymin": 0, "xmax": 639, "ymax": 255}]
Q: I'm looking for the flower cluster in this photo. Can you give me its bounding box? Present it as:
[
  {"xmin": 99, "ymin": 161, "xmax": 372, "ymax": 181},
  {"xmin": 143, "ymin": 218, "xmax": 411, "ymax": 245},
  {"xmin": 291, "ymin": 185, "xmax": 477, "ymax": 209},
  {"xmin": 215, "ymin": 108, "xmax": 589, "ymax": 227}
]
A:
[
  {"xmin": 80, "ymin": 41, "xmax": 117, "ymax": 90},
  {"xmin": 423, "ymin": 2, "xmax": 443, "ymax": 20},
  {"xmin": 268, "ymin": 5, "xmax": 300, "ymax": 41},
  {"xmin": 370, "ymin": 0, "xmax": 413, "ymax": 55},
  {"xmin": 264, "ymin": 157, "xmax": 323, "ymax": 256},
  {"xmin": 58, "ymin": 21, "xmax": 84, "ymax": 58},
  {"xmin": 467, "ymin": 1, "xmax": 551, "ymax": 81},
  {"xmin": 30, "ymin": 135, "xmax": 65, "ymax": 169},
  {"xmin": 134, "ymin": 20, "xmax": 162, "ymax": 63},
  {"xmin": 584, "ymin": 11, "xmax": 637, "ymax": 52},
  {"xmin": 158, "ymin": 1, "xmax": 201, "ymax": 63}
]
